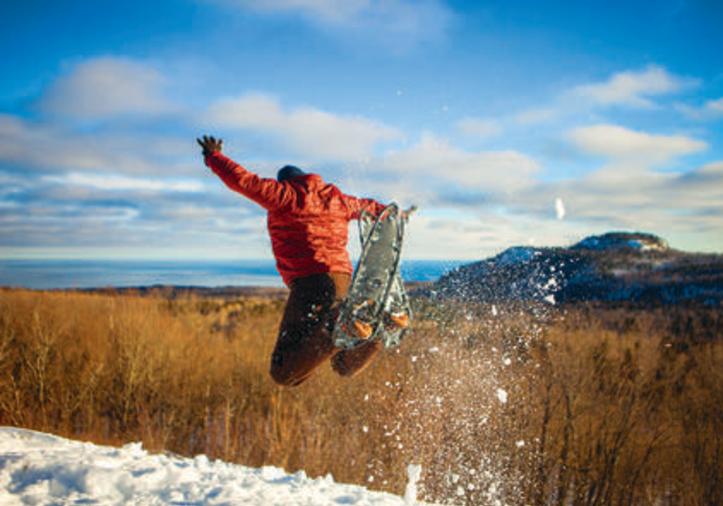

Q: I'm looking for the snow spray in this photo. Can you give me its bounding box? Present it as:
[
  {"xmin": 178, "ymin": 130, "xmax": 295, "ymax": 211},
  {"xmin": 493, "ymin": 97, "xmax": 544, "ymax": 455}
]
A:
[{"xmin": 404, "ymin": 464, "xmax": 422, "ymax": 505}]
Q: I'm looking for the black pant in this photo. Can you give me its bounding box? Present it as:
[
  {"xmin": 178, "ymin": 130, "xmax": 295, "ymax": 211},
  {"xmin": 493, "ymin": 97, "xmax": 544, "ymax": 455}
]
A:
[{"xmin": 270, "ymin": 272, "xmax": 381, "ymax": 386}]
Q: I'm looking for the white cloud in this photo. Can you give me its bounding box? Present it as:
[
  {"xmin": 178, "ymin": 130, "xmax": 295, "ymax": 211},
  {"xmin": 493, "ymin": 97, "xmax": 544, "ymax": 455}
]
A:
[
  {"xmin": 389, "ymin": 211, "xmax": 503, "ymax": 259},
  {"xmin": 42, "ymin": 173, "xmax": 204, "ymax": 193},
  {"xmin": 513, "ymin": 107, "xmax": 559, "ymax": 126},
  {"xmin": 503, "ymin": 148, "xmax": 723, "ymax": 253},
  {"xmin": 0, "ymin": 114, "xmax": 193, "ymax": 175},
  {"xmin": 569, "ymin": 124, "xmax": 706, "ymax": 166},
  {"xmin": 0, "ymin": 115, "xmax": 110, "ymax": 170},
  {"xmin": 380, "ymin": 133, "xmax": 539, "ymax": 190},
  {"xmin": 696, "ymin": 160, "xmax": 723, "ymax": 176},
  {"xmin": 461, "ymin": 121, "xmax": 723, "ymax": 253},
  {"xmin": 233, "ymin": 0, "xmax": 369, "ymax": 22},
  {"xmin": 706, "ymin": 98, "xmax": 723, "ymax": 114},
  {"xmin": 220, "ymin": 0, "xmax": 453, "ymax": 44},
  {"xmin": 507, "ymin": 66, "xmax": 692, "ymax": 127},
  {"xmin": 41, "ymin": 57, "xmax": 175, "ymax": 120},
  {"xmin": 397, "ymin": 207, "xmax": 612, "ymax": 259},
  {"xmin": 207, "ymin": 93, "xmax": 401, "ymax": 161},
  {"xmin": 456, "ymin": 117, "xmax": 502, "ymax": 139},
  {"xmin": 4, "ymin": 51, "xmax": 722, "ymax": 258},
  {"xmin": 677, "ymin": 97, "xmax": 723, "ymax": 120},
  {"xmin": 675, "ymin": 161, "xmax": 723, "ymax": 189},
  {"xmin": 571, "ymin": 65, "xmax": 690, "ymax": 108}
]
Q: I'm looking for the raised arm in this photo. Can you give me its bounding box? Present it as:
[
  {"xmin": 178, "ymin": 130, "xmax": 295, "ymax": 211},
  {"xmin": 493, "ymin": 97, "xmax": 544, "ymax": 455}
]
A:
[
  {"xmin": 198, "ymin": 136, "xmax": 291, "ymax": 210},
  {"xmin": 342, "ymin": 194, "xmax": 388, "ymax": 220},
  {"xmin": 343, "ymin": 195, "xmax": 418, "ymax": 222}
]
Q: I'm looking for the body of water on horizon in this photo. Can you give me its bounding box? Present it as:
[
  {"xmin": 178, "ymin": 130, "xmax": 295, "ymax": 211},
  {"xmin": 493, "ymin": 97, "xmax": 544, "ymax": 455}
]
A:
[{"xmin": 0, "ymin": 259, "xmax": 467, "ymax": 290}]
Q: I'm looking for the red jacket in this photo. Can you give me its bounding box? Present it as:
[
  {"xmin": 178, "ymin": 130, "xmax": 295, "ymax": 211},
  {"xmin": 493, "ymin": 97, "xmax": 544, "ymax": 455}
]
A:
[{"xmin": 205, "ymin": 152, "xmax": 386, "ymax": 286}]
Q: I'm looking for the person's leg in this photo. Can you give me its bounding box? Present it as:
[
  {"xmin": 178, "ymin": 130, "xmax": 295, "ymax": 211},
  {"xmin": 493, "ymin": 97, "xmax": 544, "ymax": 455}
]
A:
[{"xmin": 269, "ymin": 273, "xmax": 350, "ymax": 386}]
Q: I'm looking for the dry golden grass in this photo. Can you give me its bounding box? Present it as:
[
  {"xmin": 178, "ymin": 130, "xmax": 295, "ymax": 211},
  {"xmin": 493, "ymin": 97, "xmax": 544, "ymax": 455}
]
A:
[{"xmin": 0, "ymin": 288, "xmax": 720, "ymax": 505}]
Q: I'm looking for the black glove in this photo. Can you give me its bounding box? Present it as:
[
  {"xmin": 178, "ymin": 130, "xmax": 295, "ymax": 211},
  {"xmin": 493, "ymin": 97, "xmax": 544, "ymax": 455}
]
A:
[
  {"xmin": 196, "ymin": 135, "xmax": 223, "ymax": 157},
  {"xmin": 402, "ymin": 205, "xmax": 418, "ymax": 221}
]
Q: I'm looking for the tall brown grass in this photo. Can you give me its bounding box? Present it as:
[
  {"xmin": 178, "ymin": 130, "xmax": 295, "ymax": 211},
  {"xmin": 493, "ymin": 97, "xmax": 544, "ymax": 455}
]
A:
[{"xmin": 0, "ymin": 288, "xmax": 720, "ymax": 505}]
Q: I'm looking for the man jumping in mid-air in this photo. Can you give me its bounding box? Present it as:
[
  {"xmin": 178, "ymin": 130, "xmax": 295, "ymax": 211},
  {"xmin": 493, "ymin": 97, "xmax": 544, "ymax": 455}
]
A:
[{"xmin": 197, "ymin": 135, "xmax": 410, "ymax": 387}]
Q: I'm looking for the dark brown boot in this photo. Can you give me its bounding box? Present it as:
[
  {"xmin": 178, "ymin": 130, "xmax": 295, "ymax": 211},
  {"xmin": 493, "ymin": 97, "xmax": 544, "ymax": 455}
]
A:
[{"xmin": 331, "ymin": 340, "xmax": 382, "ymax": 377}]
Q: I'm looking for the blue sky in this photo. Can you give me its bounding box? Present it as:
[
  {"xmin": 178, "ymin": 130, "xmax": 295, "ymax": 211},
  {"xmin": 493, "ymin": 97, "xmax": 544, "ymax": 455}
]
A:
[{"xmin": 1, "ymin": 0, "xmax": 722, "ymax": 260}]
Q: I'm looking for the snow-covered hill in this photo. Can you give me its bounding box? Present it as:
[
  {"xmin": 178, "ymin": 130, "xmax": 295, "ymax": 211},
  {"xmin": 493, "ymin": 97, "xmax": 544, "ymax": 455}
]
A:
[
  {"xmin": 432, "ymin": 231, "xmax": 723, "ymax": 305},
  {"xmin": 0, "ymin": 427, "xmax": 430, "ymax": 506}
]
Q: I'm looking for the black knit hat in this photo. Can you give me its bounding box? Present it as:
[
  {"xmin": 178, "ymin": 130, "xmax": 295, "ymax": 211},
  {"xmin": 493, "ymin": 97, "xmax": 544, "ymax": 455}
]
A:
[{"xmin": 277, "ymin": 165, "xmax": 306, "ymax": 182}]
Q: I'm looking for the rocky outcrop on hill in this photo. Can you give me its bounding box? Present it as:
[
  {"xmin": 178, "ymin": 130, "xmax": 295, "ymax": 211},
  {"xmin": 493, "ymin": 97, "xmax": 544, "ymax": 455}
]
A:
[
  {"xmin": 433, "ymin": 232, "xmax": 723, "ymax": 306},
  {"xmin": 572, "ymin": 232, "xmax": 668, "ymax": 252}
]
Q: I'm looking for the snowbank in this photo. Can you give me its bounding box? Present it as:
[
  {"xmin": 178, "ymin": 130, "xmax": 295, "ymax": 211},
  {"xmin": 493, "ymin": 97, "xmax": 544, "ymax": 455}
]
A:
[{"xmin": 0, "ymin": 427, "xmax": 432, "ymax": 505}]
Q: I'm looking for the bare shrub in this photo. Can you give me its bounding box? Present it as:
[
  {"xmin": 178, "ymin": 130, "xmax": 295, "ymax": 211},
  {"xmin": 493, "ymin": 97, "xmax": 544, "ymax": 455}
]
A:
[{"xmin": 0, "ymin": 288, "xmax": 720, "ymax": 505}]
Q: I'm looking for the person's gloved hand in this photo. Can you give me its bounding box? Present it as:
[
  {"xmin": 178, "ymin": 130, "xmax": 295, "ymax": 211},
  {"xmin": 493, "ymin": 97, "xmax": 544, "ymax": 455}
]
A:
[
  {"xmin": 402, "ymin": 205, "xmax": 418, "ymax": 221},
  {"xmin": 196, "ymin": 135, "xmax": 223, "ymax": 157}
]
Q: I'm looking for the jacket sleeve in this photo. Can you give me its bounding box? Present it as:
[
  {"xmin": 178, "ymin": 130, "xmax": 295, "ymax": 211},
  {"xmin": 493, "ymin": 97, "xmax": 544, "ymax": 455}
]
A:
[
  {"xmin": 342, "ymin": 193, "xmax": 387, "ymax": 220},
  {"xmin": 204, "ymin": 152, "xmax": 291, "ymax": 210}
]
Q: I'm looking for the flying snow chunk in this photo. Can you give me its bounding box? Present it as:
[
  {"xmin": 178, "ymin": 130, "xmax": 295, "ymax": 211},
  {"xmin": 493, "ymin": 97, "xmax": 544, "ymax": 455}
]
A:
[
  {"xmin": 555, "ymin": 197, "xmax": 566, "ymax": 220},
  {"xmin": 404, "ymin": 464, "xmax": 422, "ymax": 505},
  {"xmin": 495, "ymin": 388, "xmax": 508, "ymax": 404}
]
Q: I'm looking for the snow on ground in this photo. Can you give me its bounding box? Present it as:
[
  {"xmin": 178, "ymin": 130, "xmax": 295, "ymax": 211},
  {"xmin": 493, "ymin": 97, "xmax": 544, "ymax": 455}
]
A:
[{"xmin": 0, "ymin": 427, "xmax": 435, "ymax": 506}]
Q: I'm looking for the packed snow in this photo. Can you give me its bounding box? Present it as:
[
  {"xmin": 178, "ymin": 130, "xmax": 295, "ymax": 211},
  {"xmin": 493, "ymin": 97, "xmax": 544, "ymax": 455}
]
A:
[
  {"xmin": 494, "ymin": 246, "xmax": 538, "ymax": 266},
  {"xmin": 0, "ymin": 427, "xmax": 435, "ymax": 506}
]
